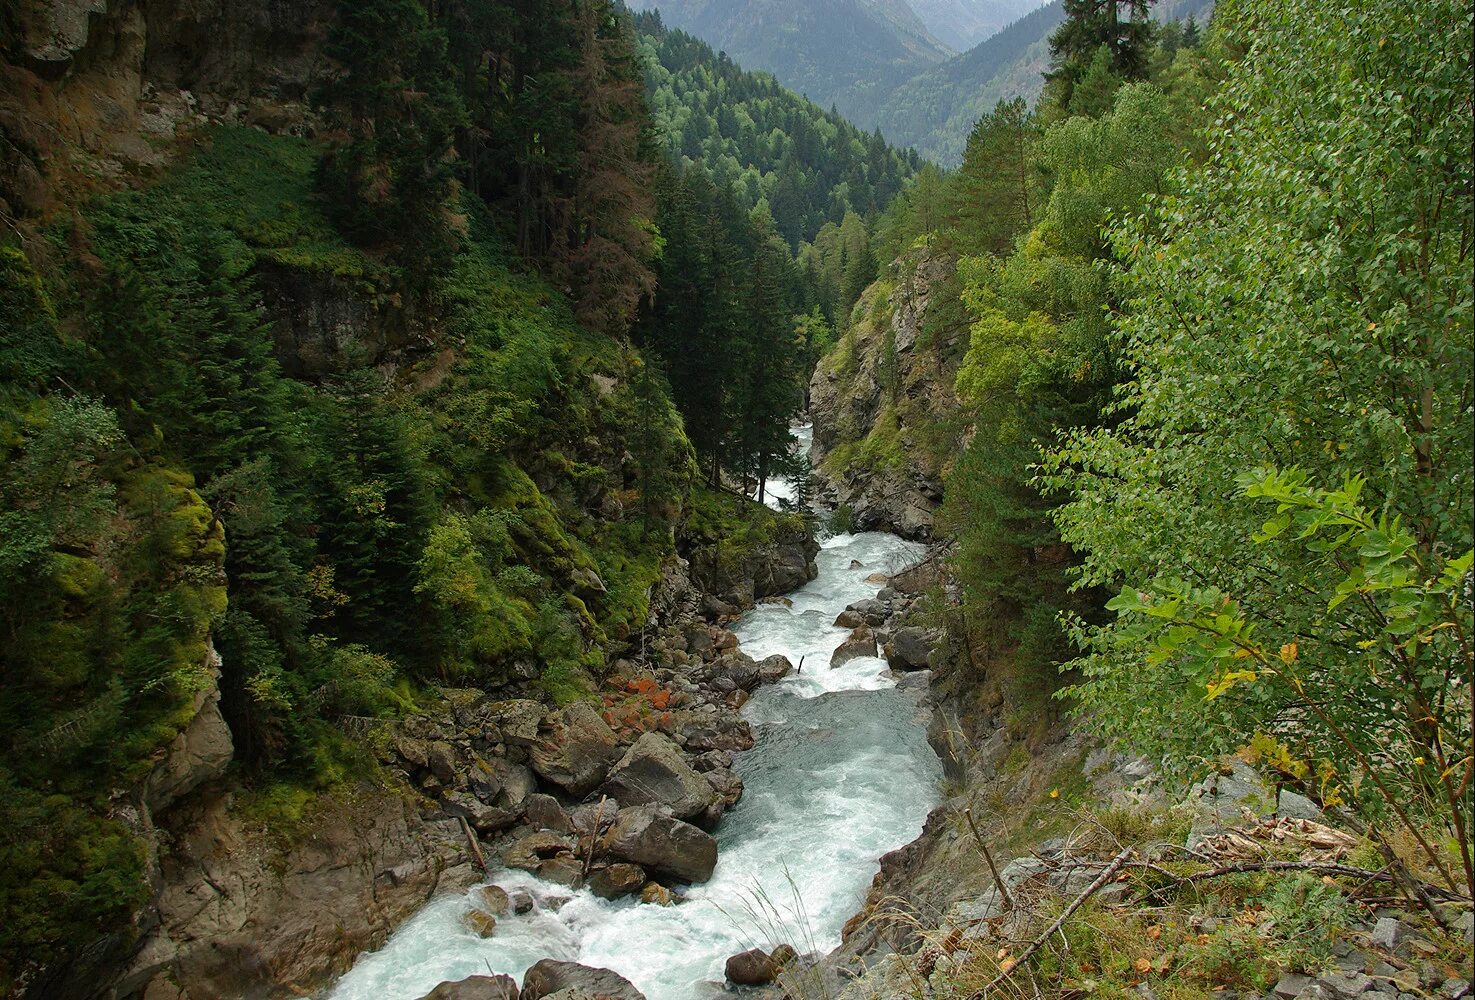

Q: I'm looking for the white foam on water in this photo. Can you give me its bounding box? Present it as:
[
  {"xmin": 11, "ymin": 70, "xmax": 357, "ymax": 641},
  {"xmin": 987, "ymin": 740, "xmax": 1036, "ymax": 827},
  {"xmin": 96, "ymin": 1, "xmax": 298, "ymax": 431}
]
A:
[{"xmin": 323, "ymin": 515, "xmax": 938, "ymax": 1000}]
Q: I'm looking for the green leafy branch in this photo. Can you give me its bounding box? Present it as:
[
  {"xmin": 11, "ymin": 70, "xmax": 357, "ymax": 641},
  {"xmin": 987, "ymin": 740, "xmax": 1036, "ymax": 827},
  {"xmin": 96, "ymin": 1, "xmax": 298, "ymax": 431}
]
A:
[{"xmin": 1107, "ymin": 467, "xmax": 1474, "ymax": 911}]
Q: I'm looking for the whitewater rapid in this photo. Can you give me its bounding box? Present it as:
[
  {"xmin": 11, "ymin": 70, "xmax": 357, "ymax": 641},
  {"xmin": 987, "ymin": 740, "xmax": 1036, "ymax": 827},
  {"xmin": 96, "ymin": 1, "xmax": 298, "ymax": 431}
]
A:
[{"xmin": 325, "ymin": 476, "xmax": 939, "ymax": 1000}]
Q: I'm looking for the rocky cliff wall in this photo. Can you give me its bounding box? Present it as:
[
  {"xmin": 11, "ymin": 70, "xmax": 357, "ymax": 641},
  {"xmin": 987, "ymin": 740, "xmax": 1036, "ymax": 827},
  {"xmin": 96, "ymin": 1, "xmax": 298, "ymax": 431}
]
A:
[
  {"xmin": 3, "ymin": 0, "xmax": 332, "ymax": 221},
  {"xmin": 809, "ymin": 254, "xmax": 967, "ymax": 541}
]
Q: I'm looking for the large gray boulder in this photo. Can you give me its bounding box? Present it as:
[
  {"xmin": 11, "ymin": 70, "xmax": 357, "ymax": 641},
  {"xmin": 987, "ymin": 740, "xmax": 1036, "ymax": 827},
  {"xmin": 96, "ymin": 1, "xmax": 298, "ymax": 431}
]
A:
[
  {"xmin": 708, "ymin": 650, "xmax": 761, "ymax": 691},
  {"xmin": 830, "ymin": 625, "xmax": 878, "ymax": 668},
  {"xmin": 756, "ymin": 654, "xmax": 794, "ymax": 685},
  {"xmin": 414, "ymin": 975, "xmax": 520, "ymax": 999},
  {"xmin": 520, "ymin": 960, "xmax": 645, "ymax": 1000},
  {"xmin": 604, "ymin": 805, "xmax": 718, "ymax": 883},
  {"xmin": 600, "ymin": 732, "xmax": 717, "ymax": 821},
  {"xmin": 588, "ymin": 863, "xmax": 646, "ymax": 900},
  {"xmin": 725, "ymin": 948, "xmax": 779, "ymax": 985},
  {"xmin": 884, "ymin": 627, "xmax": 933, "ymax": 671},
  {"xmin": 529, "ymin": 702, "xmax": 623, "ymax": 797}
]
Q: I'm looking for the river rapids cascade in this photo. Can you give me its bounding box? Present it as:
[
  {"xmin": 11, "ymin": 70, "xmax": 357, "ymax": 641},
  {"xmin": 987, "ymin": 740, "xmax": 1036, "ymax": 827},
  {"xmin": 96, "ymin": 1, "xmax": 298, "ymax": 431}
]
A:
[{"xmin": 325, "ymin": 427, "xmax": 941, "ymax": 1000}]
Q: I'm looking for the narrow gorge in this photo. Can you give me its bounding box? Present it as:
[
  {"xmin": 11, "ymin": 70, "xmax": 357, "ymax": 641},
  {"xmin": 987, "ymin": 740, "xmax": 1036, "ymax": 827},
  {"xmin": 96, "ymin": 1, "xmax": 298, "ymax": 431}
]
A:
[{"xmin": 2, "ymin": 0, "xmax": 1470, "ymax": 999}]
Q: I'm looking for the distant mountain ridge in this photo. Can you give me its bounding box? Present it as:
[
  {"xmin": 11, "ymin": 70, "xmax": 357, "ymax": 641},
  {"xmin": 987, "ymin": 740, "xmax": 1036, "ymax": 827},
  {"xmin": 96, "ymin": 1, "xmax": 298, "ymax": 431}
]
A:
[
  {"xmin": 626, "ymin": 0, "xmax": 954, "ymax": 120},
  {"xmin": 872, "ymin": 0, "xmax": 1066, "ymax": 162},
  {"xmin": 631, "ymin": 0, "xmax": 1216, "ymax": 166},
  {"xmin": 908, "ymin": 0, "xmax": 1049, "ymax": 50}
]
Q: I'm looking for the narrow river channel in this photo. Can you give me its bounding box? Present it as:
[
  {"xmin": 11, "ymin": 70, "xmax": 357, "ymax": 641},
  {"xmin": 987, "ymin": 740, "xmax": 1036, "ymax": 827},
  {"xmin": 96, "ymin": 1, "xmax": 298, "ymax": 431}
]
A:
[{"xmin": 325, "ymin": 441, "xmax": 941, "ymax": 1000}]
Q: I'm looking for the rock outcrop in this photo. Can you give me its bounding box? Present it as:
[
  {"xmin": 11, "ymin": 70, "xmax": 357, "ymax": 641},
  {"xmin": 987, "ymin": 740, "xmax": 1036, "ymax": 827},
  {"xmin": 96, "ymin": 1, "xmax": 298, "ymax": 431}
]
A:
[
  {"xmin": 809, "ymin": 255, "xmax": 964, "ymax": 540},
  {"xmin": 415, "ymin": 976, "xmax": 521, "ymax": 1000},
  {"xmin": 600, "ymin": 732, "xmax": 718, "ymax": 821},
  {"xmin": 529, "ymin": 702, "xmax": 624, "ymax": 797},
  {"xmin": 519, "ymin": 960, "xmax": 645, "ymax": 1000},
  {"xmin": 137, "ymin": 790, "xmax": 478, "ymax": 1000},
  {"xmin": 604, "ymin": 805, "xmax": 719, "ymax": 883}
]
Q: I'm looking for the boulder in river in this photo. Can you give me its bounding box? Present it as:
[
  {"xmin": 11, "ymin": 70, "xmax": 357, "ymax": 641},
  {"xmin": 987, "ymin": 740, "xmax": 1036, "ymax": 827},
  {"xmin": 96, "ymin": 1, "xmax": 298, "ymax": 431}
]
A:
[
  {"xmin": 725, "ymin": 948, "xmax": 779, "ymax": 985},
  {"xmin": 529, "ymin": 702, "xmax": 623, "ymax": 797},
  {"xmin": 503, "ymin": 830, "xmax": 577, "ymax": 872},
  {"xmin": 830, "ymin": 625, "xmax": 878, "ymax": 668},
  {"xmin": 476, "ymin": 884, "xmax": 511, "ymax": 915},
  {"xmin": 414, "ymin": 975, "xmax": 520, "ymax": 999},
  {"xmin": 757, "ymin": 654, "xmax": 794, "ymax": 684},
  {"xmin": 520, "ymin": 959, "xmax": 645, "ymax": 1000},
  {"xmin": 884, "ymin": 626, "xmax": 933, "ymax": 671},
  {"xmin": 604, "ymin": 805, "xmax": 718, "ymax": 883},
  {"xmin": 600, "ymin": 732, "xmax": 717, "ymax": 820},
  {"xmin": 588, "ymin": 862, "xmax": 646, "ymax": 900},
  {"xmin": 460, "ymin": 909, "xmax": 497, "ymax": 938}
]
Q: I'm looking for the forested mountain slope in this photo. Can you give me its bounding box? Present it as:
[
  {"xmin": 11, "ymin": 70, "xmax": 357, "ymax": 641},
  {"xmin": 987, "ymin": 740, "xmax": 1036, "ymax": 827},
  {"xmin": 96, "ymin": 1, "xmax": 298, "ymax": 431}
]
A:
[
  {"xmin": 874, "ymin": 0, "xmax": 1066, "ymax": 162},
  {"xmin": 634, "ymin": 13, "xmax": 920, "ymax": 248},
  {"xmin": 627, "ymin": 0, "xmax": 952, "ymax": 121},
  {"xmin": 908, "ymin": 0, "xmax": 1048, "ymax": 51},
  {"xmin": 0, "ymin": 1, "xmax": 816, "ymax": 995},
  {"xmin": 812, "ymin": 0, "xmax": 1472, "ymax": 991},
  {"xmin": 876, "ymin": 0, "xmax": 1214, "ymax": 163}
]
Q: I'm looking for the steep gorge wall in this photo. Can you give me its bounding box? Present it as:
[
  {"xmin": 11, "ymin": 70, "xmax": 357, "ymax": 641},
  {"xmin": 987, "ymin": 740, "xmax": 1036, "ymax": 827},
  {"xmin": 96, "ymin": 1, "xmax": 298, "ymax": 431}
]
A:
[
  {"xmin": 0, "ymin": 7, "xmax": 820, "ymax": 999},
  {"xmin": 809, "ymin": 254, "xmax": 967, "ymax": 540}
]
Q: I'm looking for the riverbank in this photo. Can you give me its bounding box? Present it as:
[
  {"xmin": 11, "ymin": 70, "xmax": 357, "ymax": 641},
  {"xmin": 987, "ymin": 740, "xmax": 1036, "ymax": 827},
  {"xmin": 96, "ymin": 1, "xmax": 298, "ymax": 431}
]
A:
[{"xmin": 321, "ymin": 529, "xmax": 938, "ymax": 1000}]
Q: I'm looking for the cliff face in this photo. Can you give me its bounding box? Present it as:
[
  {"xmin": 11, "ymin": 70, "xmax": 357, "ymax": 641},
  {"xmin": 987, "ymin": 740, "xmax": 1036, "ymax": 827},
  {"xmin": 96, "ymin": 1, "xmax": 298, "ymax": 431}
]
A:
[
  {"xmin": 3, "ymin": 0, "xmax": 331, "ymax": 220},
  {"xmin": 809, "ymin": 254, "xmax": 967, "ymax": 540}
]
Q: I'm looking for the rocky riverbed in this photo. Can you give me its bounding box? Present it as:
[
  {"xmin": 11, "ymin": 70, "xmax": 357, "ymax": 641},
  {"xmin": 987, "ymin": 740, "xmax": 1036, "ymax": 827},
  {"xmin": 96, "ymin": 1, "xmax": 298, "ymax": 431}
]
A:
[{"xmin": 321, "ymin": 530, "xmax": 942, "ymax": 1000}]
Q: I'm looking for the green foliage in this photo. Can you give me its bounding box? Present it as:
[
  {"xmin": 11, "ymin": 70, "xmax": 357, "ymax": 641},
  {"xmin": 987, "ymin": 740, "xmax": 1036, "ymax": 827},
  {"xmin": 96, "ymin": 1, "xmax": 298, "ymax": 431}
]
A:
[
  {"xmin": 1048, "ymin": 0, "xmax": 1158, "ymax": 108},
  {"xmin": 637, "ymin": 162, "xmax": 807, "ymax": 490},
  {"xmin": 1, "ymin": 72, "xmax": 696, "ymax": 977},
  {"xmin": 1100, "ymin": 470, "xmax": 1474, "ymax": 894},
  {"xmin": 316, "ymin": 0, "xmax": 466, "ymax": 292},
  {"xmin": 1044, "ymin": 0, "xmax": 1473, "ymax": 894}
]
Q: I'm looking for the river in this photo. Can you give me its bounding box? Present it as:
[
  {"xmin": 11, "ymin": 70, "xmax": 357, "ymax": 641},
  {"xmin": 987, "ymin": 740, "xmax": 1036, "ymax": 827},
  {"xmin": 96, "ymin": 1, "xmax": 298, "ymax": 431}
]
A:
[{"xmin": 324, "ymin": 434, "xmax": 940, "ymax": 1000}]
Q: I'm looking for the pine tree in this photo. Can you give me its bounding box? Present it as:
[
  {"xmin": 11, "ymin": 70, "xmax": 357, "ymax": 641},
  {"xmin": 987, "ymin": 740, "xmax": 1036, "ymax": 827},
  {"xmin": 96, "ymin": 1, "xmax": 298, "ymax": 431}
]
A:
[
  {"xmin": 952, "ymin": 98, "xmax": 1038, "ymax": 257},
  {"xmin": 1047, "ymin": 0, "xmax": 1156, "ymax": 107}
]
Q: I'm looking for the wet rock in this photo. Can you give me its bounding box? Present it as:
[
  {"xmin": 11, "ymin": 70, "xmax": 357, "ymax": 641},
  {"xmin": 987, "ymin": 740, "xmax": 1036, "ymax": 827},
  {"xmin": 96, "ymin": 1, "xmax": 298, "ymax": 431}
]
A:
[
  {"xmin": 640, "ymin": 882, "xmax": 675, "ymax": 905},
  {"xmin": 520, "ymin": 959, "xmax": 645, "ymax": 1000},
  {"xmin": 704, "ymin": 768, "xmax": 744, "ymax": 806},
  {"xmin": 443, "ymin": 792, "xmax": 519, "ymax": 835},
  {"xmin": 461, "ymin": 910, "xmax": 498, "ymax": 938},
  {"xmin": 536, "ymin": 857, "xmax": 585, "ymax": 888},
  {"xmin": 831, "ymin": 625, "xmax": 878, "ymax": 668},
  {"xmin": 884, "ymin": 627, "xmax": 933, "ymax": 671},
  {"xmin": 692, "ymin": 750, "xmax": 734, "ymax": 773},
  {"xmin": 529, "ymin": 702, "xmax": 623, "ymax": 797},
  {"xmin": 601, "ymin": 732, "xmax": 719, "ymax": 821},
  {"xmin": 757, "ymin": 654, "xmax": 794, "ymax": 685},
  {"xmin": 834, "ymin": 609, "xmax": 865, "ymax": 629},
  {"xmin": 570, "ymin": 798, "xmax": 620, "ymax": 837},
  {"xmin": 709, "ymin": 650, "xmax": 761, "ymax": 691},
  {"xmin": 476, "ymin": 885, "xmax": 510, "ymax": 916},
  {"xmin": 510, "ymin": 890, "xmax": 535, "ymax": 915},
  {"xmin": 589, "ymin": 863, "xmax": 646, "ymax": 900},
  {"xmin": 525, "ymin": 794, "xmax": 573, "ymax": 833},
  {"xmin": 414, "ymin": 975, "xmax": 520, "ymax": 1000},
  {"xmin": 848, "ymin": 599, "xmax": 887, "ymax": 626},
  {"xmin": 503, "ymin": 830, "xmax": 577, "ymax": 872},
  {"xmin": 682, "ymin": 718, "xmax": 755, "ymax": 753},
  {"xmin": 725, "ymin": 948, "xmax": 779, "ymax": 985},
  {"xmin": 605, "ymin": 805, "xmax": 718, "ymax": 883},
  {"xmin": 486, "ymin": 759, "xmax": 537, "ymax": 811}
]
